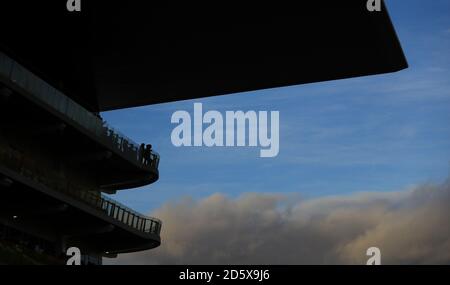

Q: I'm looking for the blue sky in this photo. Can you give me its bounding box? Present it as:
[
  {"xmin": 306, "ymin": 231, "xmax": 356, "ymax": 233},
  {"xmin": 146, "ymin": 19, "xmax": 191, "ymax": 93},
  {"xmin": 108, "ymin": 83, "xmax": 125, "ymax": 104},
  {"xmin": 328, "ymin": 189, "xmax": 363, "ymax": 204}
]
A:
[{"xmin": 103, "ymin": 0, "xmax": 450, "ymax": 213}]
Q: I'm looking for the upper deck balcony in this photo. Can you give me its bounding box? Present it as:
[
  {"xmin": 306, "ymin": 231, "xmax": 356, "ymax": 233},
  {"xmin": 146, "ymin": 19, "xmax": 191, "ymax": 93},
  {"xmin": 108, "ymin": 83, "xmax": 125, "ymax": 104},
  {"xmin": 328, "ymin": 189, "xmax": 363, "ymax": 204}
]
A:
[
  {"xmin": 0, "ymin": 51, "xmax": 162, "ymax": 255},
  {"xmin": 0, "ymin": 51, "xmax": 159, "ymax": 191}
]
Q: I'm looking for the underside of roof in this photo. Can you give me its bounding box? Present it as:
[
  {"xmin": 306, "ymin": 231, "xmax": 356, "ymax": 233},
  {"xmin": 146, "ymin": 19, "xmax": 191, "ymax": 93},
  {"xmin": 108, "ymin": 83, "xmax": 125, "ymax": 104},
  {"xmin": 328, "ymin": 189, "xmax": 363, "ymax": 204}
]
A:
[{"xmin": 0, "ymin": 1, "xmax": 407, "ymax": 112}]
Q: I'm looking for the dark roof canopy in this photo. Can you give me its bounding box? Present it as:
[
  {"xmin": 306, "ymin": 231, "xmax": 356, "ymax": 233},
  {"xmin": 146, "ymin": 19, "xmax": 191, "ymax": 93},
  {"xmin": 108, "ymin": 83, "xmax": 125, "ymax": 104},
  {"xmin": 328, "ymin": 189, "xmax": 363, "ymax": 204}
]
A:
[{"xmin": 0, "ymin": 1, "xmax": 407, "ymax": 112}]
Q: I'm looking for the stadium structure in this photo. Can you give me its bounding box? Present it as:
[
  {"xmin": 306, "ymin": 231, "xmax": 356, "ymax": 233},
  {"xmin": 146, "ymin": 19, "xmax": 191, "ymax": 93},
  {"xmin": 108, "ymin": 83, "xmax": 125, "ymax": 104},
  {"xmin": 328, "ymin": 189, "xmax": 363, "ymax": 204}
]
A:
[{"xmin": 0, "ymin": 1, "xmax": 407, "ymax": 264}]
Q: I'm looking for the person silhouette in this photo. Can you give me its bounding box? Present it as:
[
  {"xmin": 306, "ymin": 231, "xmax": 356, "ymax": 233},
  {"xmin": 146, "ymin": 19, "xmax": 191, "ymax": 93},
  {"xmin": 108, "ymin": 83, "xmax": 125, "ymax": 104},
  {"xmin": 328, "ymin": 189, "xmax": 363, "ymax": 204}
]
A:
[
  {"xmin": 139, "ymin": 143, "xmax": 145, "ymax": 164},
  {"xmin": 144, "ymin": 144, "xmax": 152, "ymax": 165}
]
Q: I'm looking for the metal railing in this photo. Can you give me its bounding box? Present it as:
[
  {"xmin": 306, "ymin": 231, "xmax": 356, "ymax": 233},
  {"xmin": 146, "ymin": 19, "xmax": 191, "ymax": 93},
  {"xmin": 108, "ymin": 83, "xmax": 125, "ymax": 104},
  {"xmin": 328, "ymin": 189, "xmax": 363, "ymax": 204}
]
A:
[
  {"xmin": 71, "ymin": 189, "xmax": 162, "ymax": 236},
  {"xmin": 0, "ymin": 51, "xmax": 160, "ymax": 171},
  {"xmin": 0, "ymin": 144, "xmax": 162, "ymax": 236}
]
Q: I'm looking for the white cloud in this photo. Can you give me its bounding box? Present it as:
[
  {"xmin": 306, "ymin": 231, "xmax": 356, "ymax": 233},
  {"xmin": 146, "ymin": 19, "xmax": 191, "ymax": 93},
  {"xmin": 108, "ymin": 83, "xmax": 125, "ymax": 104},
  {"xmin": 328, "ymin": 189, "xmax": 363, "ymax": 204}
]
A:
[{"xmin": 106, "ymin": 180, "xmax": 450, "ymax": 265}]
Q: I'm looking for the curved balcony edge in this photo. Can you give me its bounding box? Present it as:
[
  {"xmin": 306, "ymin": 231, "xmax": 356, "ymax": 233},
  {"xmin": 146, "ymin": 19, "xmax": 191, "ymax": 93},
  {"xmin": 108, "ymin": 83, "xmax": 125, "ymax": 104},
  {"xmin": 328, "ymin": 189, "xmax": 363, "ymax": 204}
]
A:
[{"xmin": 0, "ymin": 51, "xmax": 160, "ymax": 175}]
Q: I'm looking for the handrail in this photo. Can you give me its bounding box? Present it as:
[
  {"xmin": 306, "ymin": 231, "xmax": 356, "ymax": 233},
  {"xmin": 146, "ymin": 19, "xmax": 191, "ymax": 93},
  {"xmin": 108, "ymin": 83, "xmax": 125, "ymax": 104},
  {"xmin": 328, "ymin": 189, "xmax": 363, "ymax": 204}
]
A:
[
  {"xmin": 0, "ymin": 51, "xmax": 160, "ymax": 172},
  {"xmin": 76, "ymin": 189, "xmax": 162, "ymax": 236},
  {"xmin": 0, "ymin": 144, "xmax": 162, "ymax": 236}
]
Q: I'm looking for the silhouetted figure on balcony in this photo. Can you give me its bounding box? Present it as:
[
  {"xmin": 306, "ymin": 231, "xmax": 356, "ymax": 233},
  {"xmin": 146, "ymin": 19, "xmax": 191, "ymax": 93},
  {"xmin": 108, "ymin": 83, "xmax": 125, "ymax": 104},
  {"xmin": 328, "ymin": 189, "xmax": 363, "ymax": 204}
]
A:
[
  {"xmin": 139, "ymin": 143, "xmax": 145, "ymax": 164},
  {"xmin": 144, "ymin": 144, "xmax": 152, "ymax": 165}
]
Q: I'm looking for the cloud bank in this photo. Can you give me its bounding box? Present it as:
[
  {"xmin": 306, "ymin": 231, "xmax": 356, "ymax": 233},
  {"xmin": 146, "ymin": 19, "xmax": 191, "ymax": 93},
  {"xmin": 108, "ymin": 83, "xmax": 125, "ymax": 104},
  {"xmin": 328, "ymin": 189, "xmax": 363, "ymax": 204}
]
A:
[{"xmin": 107, "ymin": 180, "xmax": 450, "ymax": 265}]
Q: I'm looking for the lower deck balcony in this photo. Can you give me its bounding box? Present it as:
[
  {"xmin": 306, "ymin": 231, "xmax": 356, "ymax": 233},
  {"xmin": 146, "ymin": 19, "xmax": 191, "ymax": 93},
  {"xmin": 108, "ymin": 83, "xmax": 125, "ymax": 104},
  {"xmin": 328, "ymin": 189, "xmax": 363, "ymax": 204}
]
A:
[{"xmin": 0, "ymin": 145, "xmax": 162, "ymax": 255}]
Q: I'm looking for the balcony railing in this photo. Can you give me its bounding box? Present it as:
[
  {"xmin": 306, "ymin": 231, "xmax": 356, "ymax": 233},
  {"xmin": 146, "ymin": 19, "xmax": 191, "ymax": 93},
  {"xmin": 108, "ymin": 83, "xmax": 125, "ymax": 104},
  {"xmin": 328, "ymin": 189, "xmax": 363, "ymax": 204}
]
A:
[
  {"xmin": 0, "ymin": 143, "xmax": 162, "ymax": 236},
  {"xmin": 70, "ymin": 188, "xmax": 162, "ymax": 236},
  {"xmin": 0, "ymin": 51, "xmax": 160, "ymax": 171}
]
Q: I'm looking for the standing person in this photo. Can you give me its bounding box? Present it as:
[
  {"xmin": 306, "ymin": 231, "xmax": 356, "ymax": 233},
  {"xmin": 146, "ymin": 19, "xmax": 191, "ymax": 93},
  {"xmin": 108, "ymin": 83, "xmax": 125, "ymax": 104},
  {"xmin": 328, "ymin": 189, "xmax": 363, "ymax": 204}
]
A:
[
  {"xmin": 139, "ymin": 143, "xmax": 145, "ymax": 164},
  {"xmin": 144, "ymin": 144, "xmax": 152, "ymax": 165}
]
